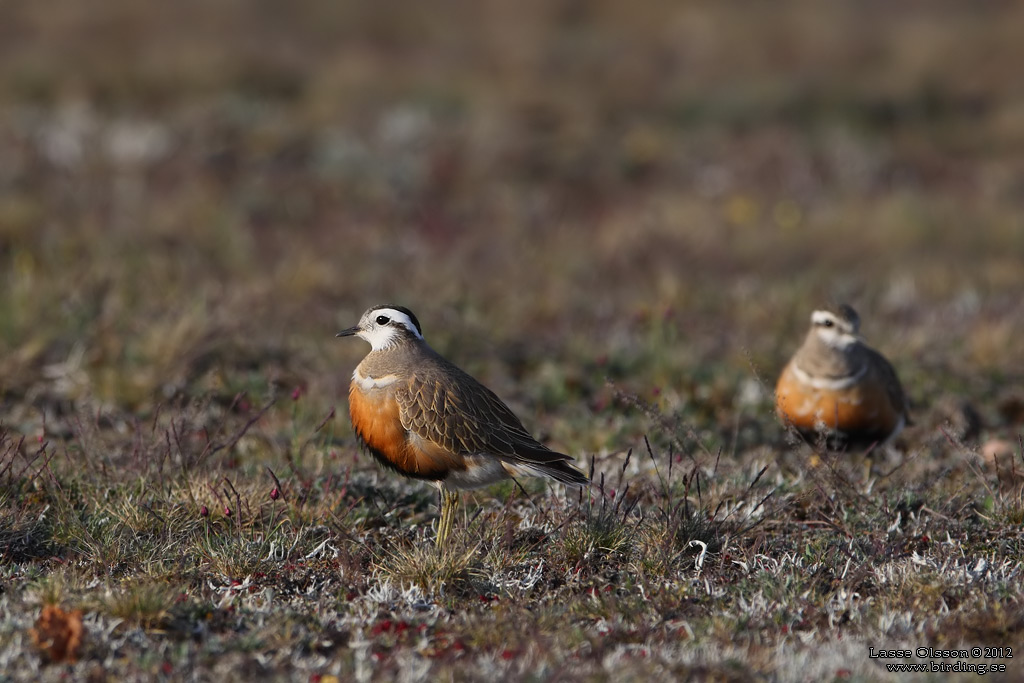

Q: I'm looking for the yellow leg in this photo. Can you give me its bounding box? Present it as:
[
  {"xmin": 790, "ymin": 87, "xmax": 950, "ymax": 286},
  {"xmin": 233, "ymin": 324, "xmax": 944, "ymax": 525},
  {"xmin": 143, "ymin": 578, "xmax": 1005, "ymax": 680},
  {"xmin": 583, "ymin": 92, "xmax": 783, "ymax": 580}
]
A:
[{"xmin": 435, "ymin": 486, "xmax": 459, "ymax": 548}]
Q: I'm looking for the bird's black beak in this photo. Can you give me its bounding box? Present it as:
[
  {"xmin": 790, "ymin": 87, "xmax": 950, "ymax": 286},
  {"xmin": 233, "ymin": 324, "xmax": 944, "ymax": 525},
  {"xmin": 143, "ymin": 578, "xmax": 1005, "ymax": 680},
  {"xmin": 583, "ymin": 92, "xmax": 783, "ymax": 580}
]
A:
[{"xmin": 336, "ymin": 326, "xmax": 360, "ymax": 338}]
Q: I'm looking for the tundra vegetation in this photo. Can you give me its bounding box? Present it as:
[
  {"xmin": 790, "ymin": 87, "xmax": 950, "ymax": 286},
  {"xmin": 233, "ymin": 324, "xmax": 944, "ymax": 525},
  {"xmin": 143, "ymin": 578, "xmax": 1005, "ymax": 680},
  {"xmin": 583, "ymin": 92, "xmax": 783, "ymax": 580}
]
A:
[{"xmin": 1, "ymin": 1, "xmax": 1023, "ymax": 680}]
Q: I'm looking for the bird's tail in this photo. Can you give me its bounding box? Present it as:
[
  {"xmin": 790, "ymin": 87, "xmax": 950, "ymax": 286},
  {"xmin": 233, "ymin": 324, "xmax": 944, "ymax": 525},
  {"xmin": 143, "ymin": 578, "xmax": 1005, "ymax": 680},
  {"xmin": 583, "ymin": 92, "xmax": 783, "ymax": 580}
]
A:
[{"xmin": 506, "ymin": 458, "xmax": 590, "ymax": 487}]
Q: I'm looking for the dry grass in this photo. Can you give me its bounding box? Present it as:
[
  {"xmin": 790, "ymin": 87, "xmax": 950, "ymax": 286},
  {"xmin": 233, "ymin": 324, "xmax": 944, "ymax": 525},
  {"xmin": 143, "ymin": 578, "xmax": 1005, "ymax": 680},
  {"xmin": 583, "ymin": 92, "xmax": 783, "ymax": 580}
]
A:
[{"xmin": 2, "ymin": 1, "xmax": 1024, "ymax": 681}]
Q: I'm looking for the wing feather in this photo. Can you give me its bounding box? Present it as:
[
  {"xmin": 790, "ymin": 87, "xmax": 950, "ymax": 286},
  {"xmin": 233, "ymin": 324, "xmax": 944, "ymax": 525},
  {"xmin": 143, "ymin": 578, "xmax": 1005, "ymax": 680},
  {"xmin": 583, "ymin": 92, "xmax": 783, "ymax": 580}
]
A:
[
  {"xmin": 866, "ymin": 347, "xmax": 911, "ymax": 424},
  {"xmin": 395, "ymin": 355, "xmax": 574, "ymax": 467}
]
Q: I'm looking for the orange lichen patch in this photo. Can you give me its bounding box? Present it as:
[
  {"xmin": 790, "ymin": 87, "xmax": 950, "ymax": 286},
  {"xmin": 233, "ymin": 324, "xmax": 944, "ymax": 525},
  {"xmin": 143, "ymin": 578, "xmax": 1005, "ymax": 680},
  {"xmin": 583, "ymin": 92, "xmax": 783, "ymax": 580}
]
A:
[
  {"xmin": 349, "ymin": 384, "xmax": 464, "ymax": 480},
  {"xmin": 30, "ymin": 605, "xmax": 85, "ymax": 664},
  {"xmin": 776, "ymin": 364, "xmax": 901, "ymax": 442}
]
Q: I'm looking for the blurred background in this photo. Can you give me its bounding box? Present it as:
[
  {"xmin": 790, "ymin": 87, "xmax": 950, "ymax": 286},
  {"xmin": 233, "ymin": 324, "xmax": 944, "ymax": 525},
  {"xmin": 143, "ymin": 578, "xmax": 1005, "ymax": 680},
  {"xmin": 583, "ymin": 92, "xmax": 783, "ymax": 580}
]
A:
[{"xmin": 1, "ymin": 0, "xmax": 1023, "ymax": 456}]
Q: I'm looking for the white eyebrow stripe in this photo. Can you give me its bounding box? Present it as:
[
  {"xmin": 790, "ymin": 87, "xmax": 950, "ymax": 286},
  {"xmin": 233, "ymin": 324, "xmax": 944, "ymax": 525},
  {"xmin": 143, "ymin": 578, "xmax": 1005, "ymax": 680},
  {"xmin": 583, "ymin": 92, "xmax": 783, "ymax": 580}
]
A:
[
  {"xmin": 372, "ymin": 308, "xmax": 423, "ymax": 339},
  {"xmin": 811, "ymin": 310, "xmax": 836, "ymax": 325}
]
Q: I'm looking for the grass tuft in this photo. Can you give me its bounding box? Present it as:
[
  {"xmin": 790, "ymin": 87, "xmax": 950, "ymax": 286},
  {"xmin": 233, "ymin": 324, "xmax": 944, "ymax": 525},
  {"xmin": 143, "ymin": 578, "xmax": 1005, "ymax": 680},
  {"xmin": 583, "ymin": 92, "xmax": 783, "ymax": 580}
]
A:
[
  {"xmin": 100, "ymin": 581, "xmax": 179, "ymax": 630},
  {"xmin": 372, "ymin": 534, "xmax": 482, "ymax": 596}
]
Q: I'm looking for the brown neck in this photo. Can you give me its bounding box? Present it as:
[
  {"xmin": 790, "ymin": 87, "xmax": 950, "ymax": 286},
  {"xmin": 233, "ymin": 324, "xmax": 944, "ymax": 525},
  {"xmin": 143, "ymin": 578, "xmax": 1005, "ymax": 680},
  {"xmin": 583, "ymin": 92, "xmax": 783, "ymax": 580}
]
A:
[
  {"xmin": 793, "ymin": 331, "xmax": 867, "ymax": 378},
  {"xmin": 357, "ymin": 340, "xmax": 435, "ymax": 377}
]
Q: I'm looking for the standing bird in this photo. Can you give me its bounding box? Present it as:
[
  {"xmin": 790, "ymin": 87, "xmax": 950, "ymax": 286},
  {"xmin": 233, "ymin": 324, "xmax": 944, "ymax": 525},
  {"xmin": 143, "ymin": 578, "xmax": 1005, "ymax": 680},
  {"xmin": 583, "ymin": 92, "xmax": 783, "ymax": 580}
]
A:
[
  {"xmin": 337, "ymin": 305, "xmax": 589, "ymax": 547},
  {"xmin": 775, "ymin": 304, "xmax": 911, "ymax": 449}
]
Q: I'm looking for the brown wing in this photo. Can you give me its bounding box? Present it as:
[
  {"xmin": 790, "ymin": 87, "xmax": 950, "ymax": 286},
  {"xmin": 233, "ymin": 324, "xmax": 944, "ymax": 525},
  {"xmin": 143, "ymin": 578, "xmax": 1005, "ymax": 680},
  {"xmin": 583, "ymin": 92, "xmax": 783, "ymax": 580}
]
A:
[
  {"xmin": 394, "ymin": 355, "xmax": 578, "ymax": 470},
  {"xmin": 866, "ymin": 347, "xmax": 912, "ymax": 425}
]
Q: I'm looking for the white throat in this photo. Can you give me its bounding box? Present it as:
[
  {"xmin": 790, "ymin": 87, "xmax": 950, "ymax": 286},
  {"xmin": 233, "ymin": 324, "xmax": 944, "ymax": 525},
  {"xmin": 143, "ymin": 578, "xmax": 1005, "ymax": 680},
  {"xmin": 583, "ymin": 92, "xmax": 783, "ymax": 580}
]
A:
[
  {"xmin": 814, "ymin": 327, "xmax": 859, "ymax": 350},
  {"xmin": 358, "ymin": 325, "xmax": 402, "ymax": 351}
]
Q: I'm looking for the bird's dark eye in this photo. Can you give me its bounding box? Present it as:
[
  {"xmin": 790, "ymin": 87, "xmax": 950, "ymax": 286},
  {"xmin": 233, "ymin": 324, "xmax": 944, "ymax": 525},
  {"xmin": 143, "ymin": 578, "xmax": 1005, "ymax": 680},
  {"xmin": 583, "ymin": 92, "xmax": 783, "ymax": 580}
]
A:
[
  {"xmin": 375, "ymin": 315, "xmax": 390, "ymax": 325},
  {"xmin": 822, "ymin": 319, "xmax": 834, "ymax": 328}
]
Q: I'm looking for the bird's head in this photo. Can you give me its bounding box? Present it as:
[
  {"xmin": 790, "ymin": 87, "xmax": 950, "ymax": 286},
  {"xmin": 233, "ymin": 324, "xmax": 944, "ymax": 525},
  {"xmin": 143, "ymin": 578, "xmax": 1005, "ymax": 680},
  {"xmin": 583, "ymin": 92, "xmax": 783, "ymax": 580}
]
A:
[
  {"xmin": 809, "ymin": 304, "xmax": 861, "ymax": 350},
  {"xmin": 337, "ymin": 305, "xmax": 424, "ymax": 351}
]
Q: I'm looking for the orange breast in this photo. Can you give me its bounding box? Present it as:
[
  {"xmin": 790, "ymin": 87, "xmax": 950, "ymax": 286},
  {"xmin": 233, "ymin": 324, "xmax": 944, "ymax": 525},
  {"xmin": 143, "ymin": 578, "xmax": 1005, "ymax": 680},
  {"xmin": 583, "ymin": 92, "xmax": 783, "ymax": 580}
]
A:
[
  {"xmin": 775, "ymin": 363, "xmax": 900, "ymax": 441},
  {"xmin": 349, "ymin": 382, "xmax": 465, "ymax": 480}
]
